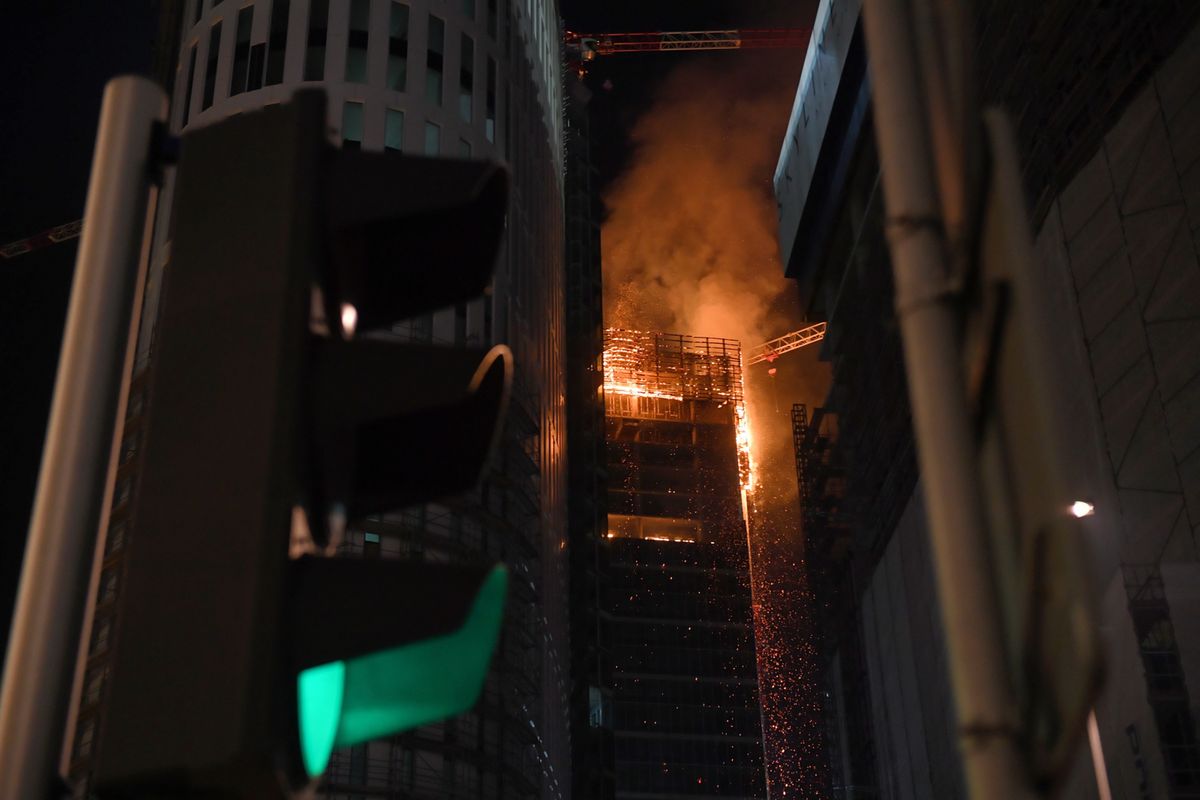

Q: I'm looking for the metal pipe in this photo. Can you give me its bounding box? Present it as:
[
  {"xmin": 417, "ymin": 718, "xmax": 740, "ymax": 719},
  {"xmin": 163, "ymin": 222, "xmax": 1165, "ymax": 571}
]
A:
[
  {"xmin": 860, "ymin": 2, "xmax": 1035, "ymax": 798},
  {"xmin": 0, "ymin": 76, "xmax": 166, "ymax": 799}
]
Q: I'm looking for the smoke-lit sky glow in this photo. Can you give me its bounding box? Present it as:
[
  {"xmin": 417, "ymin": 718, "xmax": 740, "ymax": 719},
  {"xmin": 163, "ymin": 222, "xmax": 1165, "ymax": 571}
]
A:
[{"xmin": 601, "ymin": 55, "xmax": 832, "ymax": 797}]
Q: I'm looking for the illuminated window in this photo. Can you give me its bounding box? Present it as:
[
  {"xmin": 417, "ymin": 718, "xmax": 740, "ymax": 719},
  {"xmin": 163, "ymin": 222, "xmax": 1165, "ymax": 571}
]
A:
[
  {"xmin": 342, "ymin": 102, "xmax": 364, "ymax": 150},
  {"xmin": 344, "ymin": 0, "xmax": 370, "ymax": 83},
  {"xmin": 459, "ymin": 33, "xmax": 474, "ymax": 122},
  {"xmin": 201, "ymin": 21, "xmax": 221, "ymax": 110},
  {"xmin": 265, "ymin": 0, "xmax": 289, "ymax": 85},
  {"xmin": 426, "ymin": 15, "xmax": 445, "ymax": 105},
  {"xmin": 424, "ymin": 121, "xmax": 440, "ymax": 155},
  {"xmin": 485, "ymin": 57, "xmax": 496, "ymax": 142},
  {"xmin": 387, "ymin": 2, "xmax": 409, "ymax": 90},
  {"xmin": 181, "ymin": 44, "xmax": 197, "ymax": 127},
  {"xmin": 304, "ymin": 0, "xmax": 329, "ymax": 81},
  {"xmin": 229, "ymin": 5, "xmax": 254, "ymax": 95},
  {"xmin": 385, "ymin": 108, "xmax": 404, "ymax": 151}
]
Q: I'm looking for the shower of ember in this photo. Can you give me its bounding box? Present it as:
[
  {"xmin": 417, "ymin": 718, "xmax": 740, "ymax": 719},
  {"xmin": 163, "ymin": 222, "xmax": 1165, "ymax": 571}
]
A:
[{"xmin": 602, "ymin": 56, "xmax": 832, "ymax": 797}]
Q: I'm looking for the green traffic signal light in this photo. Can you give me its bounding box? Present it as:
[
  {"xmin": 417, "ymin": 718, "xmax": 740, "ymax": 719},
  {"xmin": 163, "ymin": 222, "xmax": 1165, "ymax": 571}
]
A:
[{"xmin": 296, "ymin": 564, "xmax": 508, "ymax": 778}]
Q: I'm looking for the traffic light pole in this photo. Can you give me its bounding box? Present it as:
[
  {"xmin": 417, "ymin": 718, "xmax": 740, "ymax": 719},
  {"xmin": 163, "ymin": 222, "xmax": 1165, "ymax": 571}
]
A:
[
  {"xmin": 860, "ymin": 2, "xmax": 1035, "ymax": 799},
  {"xmin": 0, "ymin": 77, "xmax": 166, "ymax": 800}
]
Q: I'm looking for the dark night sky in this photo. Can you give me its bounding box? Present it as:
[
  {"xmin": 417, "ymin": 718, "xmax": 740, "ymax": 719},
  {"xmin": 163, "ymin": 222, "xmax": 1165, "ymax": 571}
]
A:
[
  {"xmin": 559, "ymin": 0, "xmax": 818, "ymax": 194},
  {"xmin": 0, "ymin": 3, "xmax": 161, "ymax": 653}
]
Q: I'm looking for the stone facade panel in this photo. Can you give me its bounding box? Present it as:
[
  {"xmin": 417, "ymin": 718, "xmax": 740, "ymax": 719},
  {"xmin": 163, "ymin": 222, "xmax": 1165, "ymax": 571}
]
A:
[
  {"xmin": 1145, "ymin": 318, "xmax": 1200, "ymax": 400},
  {"xmin": 1089, "ymin": 303, "xmax": 1149, "ymax": 396},
  {"xmin": 1117, "ymin": 489, "xmax": 1183, "ymax": 563},
  {"xmin": 1076, "ymin": 249, "xmax": 1137, "ymax": 339},
  {"xmin": 1068, "ymin": 196, "xmax": 1125, "ymax": 290},
  {"xmin": 1116, "ymin": 396, "xmax": 1180, "ymax": 492},
  {"xmin": 1059, "ymin": 150, "xmax": 1113, "ymax": 239},
  {"xmin": 1099, "ymin": 355, "xmax": 1155, "ymax": 474},
  {"xmin": 1122, "ymin": 204, "xmax": 1187, "ymax": 308}
]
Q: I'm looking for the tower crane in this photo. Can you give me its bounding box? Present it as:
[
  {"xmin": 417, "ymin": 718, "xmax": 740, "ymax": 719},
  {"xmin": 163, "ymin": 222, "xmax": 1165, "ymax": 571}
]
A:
[
  {"xmin": 747, "ymin": 322, "xmax": 826, "ymax": 366},
  {"xmin": 564, "ymin": 28, "xmax": 811, "ymax": 74}
]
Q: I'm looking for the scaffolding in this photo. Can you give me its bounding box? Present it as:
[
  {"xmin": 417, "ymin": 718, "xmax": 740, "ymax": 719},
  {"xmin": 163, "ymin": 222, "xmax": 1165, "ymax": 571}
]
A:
[{"xmin": 603, "ymin": 329, "xmax": 744, "ymax": 405}]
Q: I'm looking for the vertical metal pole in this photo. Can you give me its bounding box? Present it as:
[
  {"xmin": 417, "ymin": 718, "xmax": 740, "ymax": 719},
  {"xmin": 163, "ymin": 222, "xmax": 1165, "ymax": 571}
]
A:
[
  {"xmin": 860, "ymin": 2, "xmax": 1035, "ymax": 799},
  {"xmin": 0, "ymin": 76, "xmax": 166, "ymax": 799}
]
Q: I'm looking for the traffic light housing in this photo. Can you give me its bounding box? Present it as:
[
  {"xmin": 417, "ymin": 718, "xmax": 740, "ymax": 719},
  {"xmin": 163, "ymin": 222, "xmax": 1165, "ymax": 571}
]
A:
[{"xmin": 93, "ymin": 91, "xmax": 512, "ymax": 797}]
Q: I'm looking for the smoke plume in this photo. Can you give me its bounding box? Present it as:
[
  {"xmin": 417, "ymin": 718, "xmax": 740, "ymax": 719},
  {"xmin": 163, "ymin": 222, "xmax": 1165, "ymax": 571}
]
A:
[{"xmin": 602, "ymin": 58, "xmax": 795, "ymax": 347}]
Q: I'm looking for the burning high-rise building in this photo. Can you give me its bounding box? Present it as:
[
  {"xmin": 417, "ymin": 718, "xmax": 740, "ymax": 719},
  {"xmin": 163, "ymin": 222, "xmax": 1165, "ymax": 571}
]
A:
[{"xmin": 595, "ymin": 329, "xmax": 766, "ymax": 800}]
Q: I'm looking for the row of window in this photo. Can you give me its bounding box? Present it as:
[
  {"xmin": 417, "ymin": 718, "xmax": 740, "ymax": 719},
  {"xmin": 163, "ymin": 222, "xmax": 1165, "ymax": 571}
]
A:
[
  {"xmin": 182, "ymin": 0, "xmax": 500, "ymax": 146},
  {"xmin": 192, "ymin": 0, "xmax": 501, "ymax": 37}
]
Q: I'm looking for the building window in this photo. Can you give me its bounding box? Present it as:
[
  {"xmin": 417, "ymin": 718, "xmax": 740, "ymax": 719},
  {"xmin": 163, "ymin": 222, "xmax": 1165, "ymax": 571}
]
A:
[
  {"xmin": 459, "ymin": 137, "xmax": 472, "ymax": 157},
  {"xmin": 344, "ymin": 0, "xmax": 370, "ymax": 83},
  {"xmin": 192, "ymin": 0, "xmax": 204, "ymax": 25},
  {"xmin": 98, "ymin": 569, "xmax": 118, "ymax": 605},
  {"xmin": 426, "ymin": 14, "xmax": 444, "ymax": 106},
  {"xmin": 83, "ymin": 666, "xmax": 108, "ymax": 707},
  {"xmin": 364, "ymin": 531, "xmax": 381, "ymax": 559},
  {"xmin": 486, "ymin": 0, "xmax": 496, "ymax": 38},
  {"xmin": 304, "ymin": 0, "xmax": 329, "ymax": 81},
  {"xmin": 91, "ymin": 618, "xmax": 111, "ymax": 655},
  {"xmin": 105, "ymin": 521, "xmax": 126, "ymax": 557},
  {"xmin": 201, "ymin": 21, "xmax": 222, "ymax": 110},
  {"xmin": 343, "ymin": 102, "xmax": 364, "ymax": 150},
  {"xmin": 458, "ymin": 33, "xmax": 474, "ymax": 122},
  {"xmin": 485, "ymin": 56, "xmax": 496, "ymax": 142},
  {"xmin": 424, "ymin": 121, "xmax": 440, "ymax": 155},
  {"xmin": 462, "ymin": 0, "xmax": 475, "ymax": 20},
  {"xmin": 265, "ymin": 0, "xmax": 289, "ymax": 85},
  {"xmin": 74, "ymin": 719, "xmax": 96, "ymax": 760},
  {"xmin": 387, "ymin": 2, "xmax": 409, "ymax": 91},
  {"xmin": 247, "ymin": 42, "xmax": 266, "ymax": 91},
  {"xmin": 181, "ymin": 44, "xmax": 198, "ymax": 127},
  {"xmin": 229, "ymin": 5, "xmax": 254, "ymax": 95},
  {"xmin": 115, "ymin": 478, "xmax": 132, "ymax": 507},
  {"xmin": 385, "ymin": 108, "xmax": 404, "ymax": 151}
]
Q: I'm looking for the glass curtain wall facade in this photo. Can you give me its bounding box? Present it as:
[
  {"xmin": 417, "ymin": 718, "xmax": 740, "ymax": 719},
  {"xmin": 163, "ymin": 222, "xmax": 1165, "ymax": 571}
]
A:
[
  {"xmin": 601, "ymin": 331, "xmax": 767, "ymax": 800},
  {"xmin": 67, "ymin": 1, "xmax": 569, "ymax": 798},
  {"xmin": 563, "ymin": 75, "xmax": 613, "ymax": 800}
]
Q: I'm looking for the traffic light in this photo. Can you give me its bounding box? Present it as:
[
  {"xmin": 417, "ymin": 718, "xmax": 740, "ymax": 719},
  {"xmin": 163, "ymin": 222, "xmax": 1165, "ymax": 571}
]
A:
[{"xmin": 93, "ymin": 91, "xmax": 512, "ymax": 797}]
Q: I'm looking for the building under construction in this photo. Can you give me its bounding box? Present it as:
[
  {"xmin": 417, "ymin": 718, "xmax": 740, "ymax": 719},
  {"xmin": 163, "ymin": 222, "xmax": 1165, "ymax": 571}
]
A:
[{"xmin": 598, "ymin": 329, "xmax": 766, "ymax": 800}]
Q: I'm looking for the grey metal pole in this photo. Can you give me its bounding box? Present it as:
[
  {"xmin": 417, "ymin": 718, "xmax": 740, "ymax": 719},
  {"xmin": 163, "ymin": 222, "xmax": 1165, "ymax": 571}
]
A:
[
  {"xmin": 859, "ymin": 2, "xmax": 1036, "ymax": 799},
  {"xmin": 0, "ymin": 76, "xmax": 166, "ymax": 799}
]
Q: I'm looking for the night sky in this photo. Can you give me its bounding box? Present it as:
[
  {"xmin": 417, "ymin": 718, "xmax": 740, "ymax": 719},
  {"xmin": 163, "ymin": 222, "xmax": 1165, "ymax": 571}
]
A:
[
  {"xmin": 0, "ymin": 4, "xmax": 161, "ymax": 652},
  {"xmin": 560, "ymin": 0, "xmax": 817, "ymax": 194}
]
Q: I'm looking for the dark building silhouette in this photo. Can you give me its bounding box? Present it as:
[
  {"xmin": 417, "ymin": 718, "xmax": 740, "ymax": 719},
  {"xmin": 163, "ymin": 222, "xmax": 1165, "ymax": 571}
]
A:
[{"xmin": 564, "ymin": 73, "xmax": 613, "ymax": 800}]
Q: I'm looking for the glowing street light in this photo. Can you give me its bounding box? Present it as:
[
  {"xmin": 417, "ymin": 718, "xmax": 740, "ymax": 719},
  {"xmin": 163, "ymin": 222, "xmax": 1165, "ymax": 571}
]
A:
[{"xmin": 1070, "ymin": 500, "xmax": 1095, "ymax": 518}]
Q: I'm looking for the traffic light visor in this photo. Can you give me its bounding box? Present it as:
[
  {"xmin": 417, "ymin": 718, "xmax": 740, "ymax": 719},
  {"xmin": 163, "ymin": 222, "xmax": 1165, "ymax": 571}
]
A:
[{"xmin": 296, "ymin": 564, "xmax": 508, "ymax": 778}]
